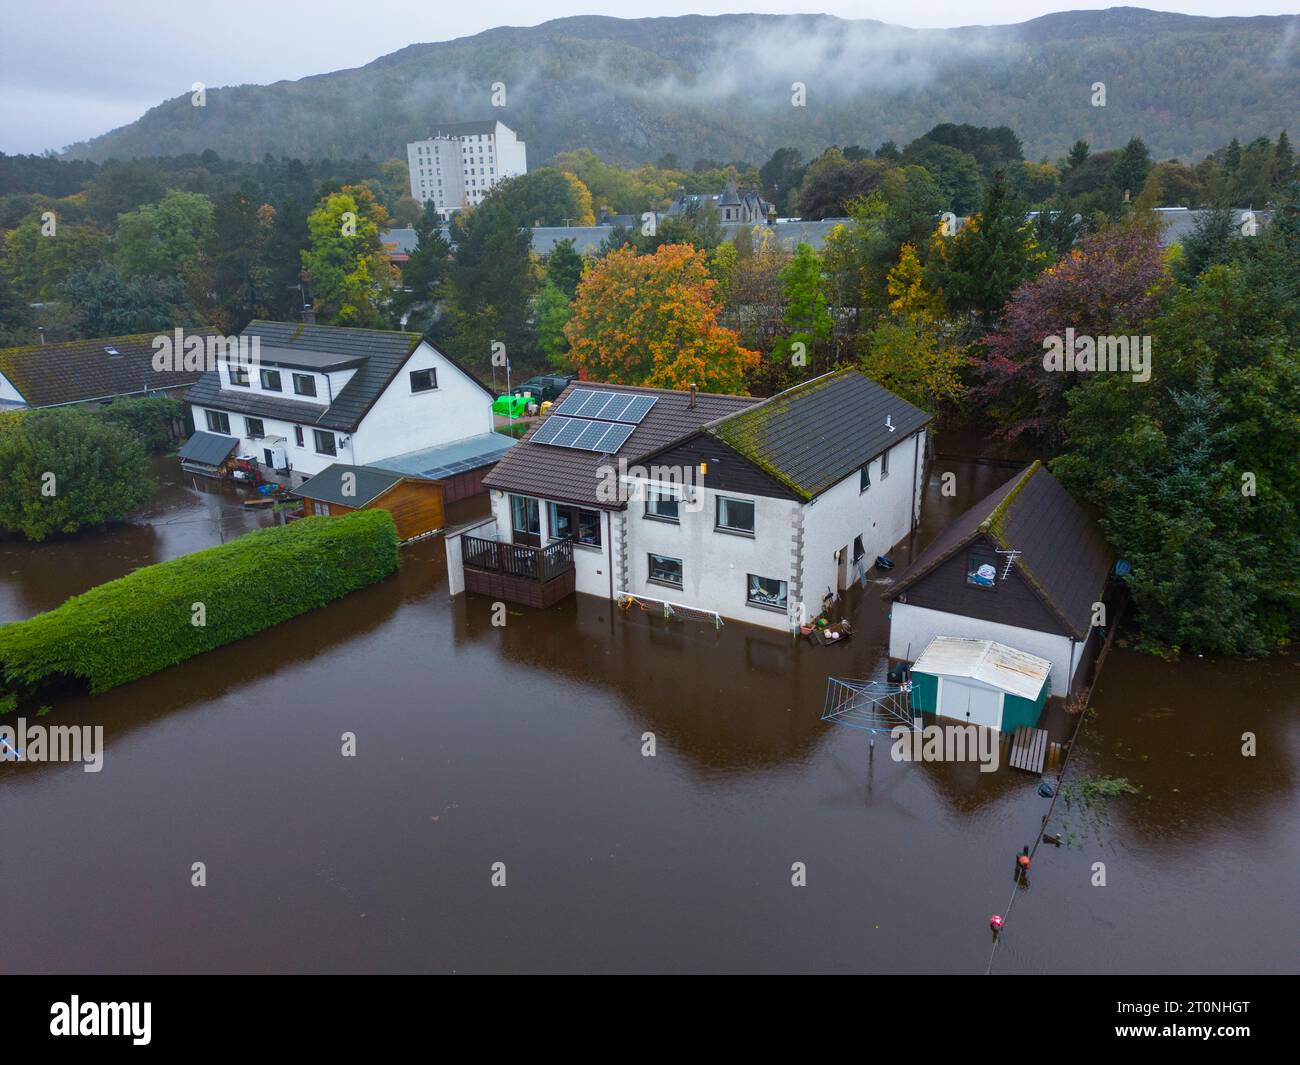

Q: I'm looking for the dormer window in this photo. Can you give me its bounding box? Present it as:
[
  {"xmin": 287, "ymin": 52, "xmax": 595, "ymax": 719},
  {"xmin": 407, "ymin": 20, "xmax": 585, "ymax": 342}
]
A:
[
  {"xmin": 293, "ymin": 373, "xmax": 317, "ymax": 397},
  {"xmin": 229, "ymin": 364, "xmax": 250, "ymax": 387},
  {"xmin": 260, "ymin": 369, "xmax": 282, "ymax": 392}
]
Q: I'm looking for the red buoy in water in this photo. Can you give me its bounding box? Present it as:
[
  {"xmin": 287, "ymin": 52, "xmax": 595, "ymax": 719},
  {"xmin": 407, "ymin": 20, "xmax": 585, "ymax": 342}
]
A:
[
  {"xmin": 989, "ymin": 914, "xmax": 1004, "ymax": 932},
  {"xmin": 1017, "ymin": 854, "xmax": 1031, "ymax": 870}
]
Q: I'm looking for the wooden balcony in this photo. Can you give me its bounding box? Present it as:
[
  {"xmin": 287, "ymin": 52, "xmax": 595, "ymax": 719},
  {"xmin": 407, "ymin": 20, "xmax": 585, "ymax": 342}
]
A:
[{"xmin": 461, "ymin": 534, "xmax": 575, "ymax": 608}]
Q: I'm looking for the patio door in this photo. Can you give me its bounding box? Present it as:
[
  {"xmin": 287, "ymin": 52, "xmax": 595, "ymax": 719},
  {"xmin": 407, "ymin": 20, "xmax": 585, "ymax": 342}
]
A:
[{"xmin": 511, "ymin": 495, "xmax": 541, "ymax": 547}]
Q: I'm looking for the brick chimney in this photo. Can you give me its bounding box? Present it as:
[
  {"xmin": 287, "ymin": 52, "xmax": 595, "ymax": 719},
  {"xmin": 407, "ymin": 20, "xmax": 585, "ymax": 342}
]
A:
[
  {"xmin": 688, "ymin": 383, "xmax": 697, "ymax": 409},
  {"xmin": 302, "ymin": 303, "xmax": 316, "ymax": 325}
]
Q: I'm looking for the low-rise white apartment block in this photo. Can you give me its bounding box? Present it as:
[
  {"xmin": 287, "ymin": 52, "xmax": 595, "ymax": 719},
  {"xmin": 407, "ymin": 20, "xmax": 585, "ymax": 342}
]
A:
[{"xmin": 406, "ymin": 120, "xmax": 527, "ymax": 215}]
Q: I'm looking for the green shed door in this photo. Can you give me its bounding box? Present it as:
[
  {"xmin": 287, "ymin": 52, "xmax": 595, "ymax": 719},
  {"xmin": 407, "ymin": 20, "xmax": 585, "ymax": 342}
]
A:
[{"xmin": 911, "ymin": 671, "xmax": 939, "ymax": 715}]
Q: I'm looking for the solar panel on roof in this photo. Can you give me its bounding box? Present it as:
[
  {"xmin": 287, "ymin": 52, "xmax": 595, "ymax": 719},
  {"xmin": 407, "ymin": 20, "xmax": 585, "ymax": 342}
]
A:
[
  {"xmin": 552, "ymin": 390, "xmax": 597, "ymax": 416},
  {"xmin": 528, "ymin": 416, "xmax": 570, "ymax": 445},
  {"xmin": 550, "ymin": 418, "xmax": 589, "ymax": 447},
  {"xmin": 595, "ymin": 422, "xmax": 635, "ymax": 452},
  {"xmin": 597, "ymin": 394, "xmax": 635, "ymax": 421},
  {"xmin": 574, "ymin": 420, "xmax": 614, "ymax": 449},
  {"xmin": 553, "ymin": 389, "xmax": 657, "ymax": 424},
  {"xmin": 527, "ymin": 415, "xmax": 637, "ymax": 454},
  {"xmin": 620, "ymin": 395, "xmax": 656, "ymax": 423}
]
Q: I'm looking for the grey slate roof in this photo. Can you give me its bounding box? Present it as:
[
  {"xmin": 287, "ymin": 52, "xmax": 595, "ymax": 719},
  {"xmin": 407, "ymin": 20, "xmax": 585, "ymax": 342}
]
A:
[
  {"xmin": 887, "ymin": 461, "xmax": 1112, "ymax": 640},
  {"xmin": 0, "ymin": 329, "xmax": 214, "ymax": 407},
  {"xmin": 293, "ymin": 464, "xmax": 405, "ymax": 508},
  {"xmin": 705, "ymin": 370, "xmax": 931, "ymax": 501},
  {"xmin": 372, "ymin": 432, "xmax": 514, "ymax": 480},
  {"xmin": 382, "ymin": 227, "xmax": 419, "ymax": 255},
  {"xmin": 483, "ymin": 382, "xmax": 758, "ymax": 508},
  {"xmin": 177, "ymin": 430, "xmax": 238, "ymax": 467}
]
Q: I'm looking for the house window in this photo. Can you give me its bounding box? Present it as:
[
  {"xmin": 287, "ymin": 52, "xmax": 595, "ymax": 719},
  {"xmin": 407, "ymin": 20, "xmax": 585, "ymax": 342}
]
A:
[
  {"xmin": 966, "ymin": 550, "xmax": 999, "ymax": 589},
  {"xmin": 261, "ymin": 369, "xmax": 282, "ymax": 392},
  {"xmin": 648, "ymin": 553, "xmax": 683, "ymax": 588},
  {"xmin": 511, "ymin": 495, "xmax": 540, "ymax": 537},
  {"xmin": 716, "ymin": 496, "xmax": 755, "ymax": 535},
  {"xmin": 294, "ymin": 426, "xmax": 304, "ymax": 447},
  {"xmin": 312, "ymin": 502, "xmax": 330, "ymax": 517},
  {"xmin": 880, "ymin": 447, "xmax": 890, "ymax": 479},
  {"xmin": 853, "ymin": 535, "xmax": 865, "ymax": 561},
  {"xmin": 313, "ymin": 430, "xmax": 336, "ymax": 456},
  {"xmin": 747, "ymin": 574, "xmax": 788, "ymax": 611},
  {"xmin": 550, "ymin": 503, "xmax": 601, "ymax": 547},
  {"xmin": 205, "ymin": 410, "xmax": 230, "ymax": 434},
  {"xmin": 860, "ymin": 465, "xmax": 871, "ymax": 493},
  {"xmin": 646, "ymin": 487, "xmax": 680, "ymax": 522},
  {"xmin": 293, "ymin": 373, "xmax": 317, "ymax": 397},
  {"xmin": 228, "ymin": 365, "xmax": 250, "ymax": 387},
  {"xmin": 410, "ymin": 368, "xmax": 437, "ymax": 393},
  {"xmin": 245, "ymin": 417, "xmax": 265, "ymax": 438}
]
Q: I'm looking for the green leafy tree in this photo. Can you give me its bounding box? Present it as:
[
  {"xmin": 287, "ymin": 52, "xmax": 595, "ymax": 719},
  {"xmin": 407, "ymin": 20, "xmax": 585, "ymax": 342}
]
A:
[
  {"xmin": 59, "ymin": 262, "xmax": 185, "ymax": 336},
  {"xmin": 301, "ymin": 184, "xmax": 397, "ymax": 326},
  {"xmin": 114, "ymin": 190, "xmax": 215, "ymax": 279},
  {"xmin": 0, "ymin": 409, "xmax": 153, "ymax": 541},
  {"xmin": 546, "ymin": 238, "xmax": 584, "ymax": 298},
  {"xmin": 781, "ymin": 243, "xmax": 832, "ymax": 371},
  {"xmin": 535, "ymin": 279, "xmax": 574, "ymax": 369}
]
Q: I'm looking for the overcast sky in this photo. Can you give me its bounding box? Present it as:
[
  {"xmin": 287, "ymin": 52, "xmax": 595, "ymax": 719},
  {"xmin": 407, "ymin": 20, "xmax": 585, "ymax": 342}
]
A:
[{"xmin": 2, "ymin": 1, "xmax": 1295, "ymax": 154}]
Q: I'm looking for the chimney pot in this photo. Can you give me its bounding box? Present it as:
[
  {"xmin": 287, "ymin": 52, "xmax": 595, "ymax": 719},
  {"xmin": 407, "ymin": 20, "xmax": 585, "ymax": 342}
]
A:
[{"xmin": 688, "ymin": 383, "xmax": 697, "ymax": 409}]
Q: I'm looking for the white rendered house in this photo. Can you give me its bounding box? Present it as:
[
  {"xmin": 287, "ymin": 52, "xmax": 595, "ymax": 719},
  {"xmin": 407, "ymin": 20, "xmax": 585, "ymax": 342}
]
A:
[
  {"xmin": 185, "ymin": 321, "xmax": 496, "ymax": 484},
  {"xmin": 476, "ymin": 371, "xmax": 930, "ymax": 631}
]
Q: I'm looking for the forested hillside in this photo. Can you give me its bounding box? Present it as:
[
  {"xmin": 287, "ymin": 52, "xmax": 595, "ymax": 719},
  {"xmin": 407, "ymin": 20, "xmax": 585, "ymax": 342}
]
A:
[{"xmin": 64, "ymin": 9, "xmax": 1297, "ymax": 166}]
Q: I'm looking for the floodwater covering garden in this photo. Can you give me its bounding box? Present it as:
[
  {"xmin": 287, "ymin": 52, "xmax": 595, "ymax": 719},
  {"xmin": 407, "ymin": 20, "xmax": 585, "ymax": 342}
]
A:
[{"xmin": 1, "ymin": 455, "xmax": 1295, "ymax": 973}]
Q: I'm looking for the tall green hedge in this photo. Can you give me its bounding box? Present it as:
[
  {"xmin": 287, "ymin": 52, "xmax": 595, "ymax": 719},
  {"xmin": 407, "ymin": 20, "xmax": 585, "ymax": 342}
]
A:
[{"xmin": 0, "ymin": 509, "xmax": 399, "ymax": 705}]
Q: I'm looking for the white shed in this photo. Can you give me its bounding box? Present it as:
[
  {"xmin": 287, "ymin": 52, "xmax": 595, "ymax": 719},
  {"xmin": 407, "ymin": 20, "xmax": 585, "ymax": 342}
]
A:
[{"xmin": 910, "ymin": 637, "xmax": 1052, "ymax": 732}]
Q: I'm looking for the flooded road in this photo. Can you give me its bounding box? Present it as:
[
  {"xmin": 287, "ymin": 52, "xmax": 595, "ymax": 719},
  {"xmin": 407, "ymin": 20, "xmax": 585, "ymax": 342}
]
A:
[{"xmin": 1, "ymin": 456, "xmax": 1296, "ymax": 973}]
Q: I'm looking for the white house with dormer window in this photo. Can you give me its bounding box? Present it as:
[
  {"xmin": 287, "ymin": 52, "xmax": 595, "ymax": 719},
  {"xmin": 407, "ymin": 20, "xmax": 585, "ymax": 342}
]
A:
[{"xmin": 184, "ymin": 321, "xmax": 496, "ymax": 483}]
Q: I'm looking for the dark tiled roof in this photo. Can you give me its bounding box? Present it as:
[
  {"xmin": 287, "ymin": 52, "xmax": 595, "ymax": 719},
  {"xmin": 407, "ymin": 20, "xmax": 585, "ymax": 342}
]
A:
[
  {"xmin": 483, "ymin": 382, "xmax": 758, "ymax": 508},
  {"xmin": 177, "ymin": 430, "xmax": 238, "ymax": 466},
  {"xmin": 707, "ymin": 369, "xmax": 931, "ymax": 501},
  {"xmin": 293, "ymin": 464, "xmax": 405, "ymax": 507},
  {"xmin": 887, "ymin": 461, "xmax": 1112, "ymax": 639},
  {"xmin": 0, "ymin": 330, "xmax": 214, "ymax": 407},
  {"xmin": 184, "ymin": 320, "xmax": 498, "ymax": 431}
]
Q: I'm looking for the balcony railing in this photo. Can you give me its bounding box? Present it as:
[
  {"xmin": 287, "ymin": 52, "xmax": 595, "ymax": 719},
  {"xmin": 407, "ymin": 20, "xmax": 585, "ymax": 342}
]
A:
[{"xmin": 462, "ymin": 534, "xmax": 574, "ymax": 584}]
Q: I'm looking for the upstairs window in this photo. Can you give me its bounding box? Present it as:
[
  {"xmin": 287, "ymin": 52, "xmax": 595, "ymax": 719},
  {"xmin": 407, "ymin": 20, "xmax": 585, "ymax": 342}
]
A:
[
  {"xmin": 228, "ymin": 364, "xmax": 250, "ymax": 387},
  {"xmin": 880, "ymin": 448, "xmax": 890, "ymax": 479},
  {"xmin": 260, "ymin": 369, "xmax": 282, "ymax": 392},
  {"xmin": 646, "ymin": 487, "xmax": 680, "ymax": 523},
  {"xmin": 410, "ymin": 368, "xmax": 437, "ymax": 393},
  {"xmin": 860, "ymin": 465, "xmax": 871, "ymax": 493},
  {"xmin": 293, "ymin": 373, "xmax": 317, "ymax": 397},
  {"xmin": 716, "ymin": 496, "xmax": 755, "ymax": 535}
]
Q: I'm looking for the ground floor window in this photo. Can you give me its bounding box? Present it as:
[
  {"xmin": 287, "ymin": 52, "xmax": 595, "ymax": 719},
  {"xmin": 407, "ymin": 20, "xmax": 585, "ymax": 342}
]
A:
[
  {"xmin": 313, "ymin": 429, "xmax": 336, "ymax": 456},
  {"xmin": 312, "ymin": 502, "xmax": 330, "ymax": 516},
  {"xmin": 511, "ymin": 495, "xmax": 540, "ymax": 538},
  {"xmin": 550, "ymin": 502, "xmax": 601, "ymax": 547},
  {"xmin": 853, "ymin": 534, "xmax": 864, "ymax": 561},
  {"xmin": 245, "ymin": 417, "xmax": 265, "ymax": 438},
  {"xmin": 205, "ymin": 410, "xmax": 230, "ymax": 434},
  {"xmin": 648, "ymin": 553, "xmax": 683, "ymax": 588},
  {"xmin": 294, "ymin": 426, "xmax": 304, "ymax": 447},
  {"xmin": 747, "ymin": 574, "xmax": 788, "ymax": 611}
]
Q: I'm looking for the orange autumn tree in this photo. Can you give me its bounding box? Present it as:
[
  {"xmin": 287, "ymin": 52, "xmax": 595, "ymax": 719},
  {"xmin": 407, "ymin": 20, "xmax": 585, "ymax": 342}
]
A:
[{"xmin": 564, "ymin": 243, "xmax": 759, "ymax": 394}]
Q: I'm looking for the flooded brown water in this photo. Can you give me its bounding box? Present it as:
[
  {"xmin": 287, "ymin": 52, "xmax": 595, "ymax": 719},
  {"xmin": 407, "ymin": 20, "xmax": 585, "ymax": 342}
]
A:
[{"xmin": 1, "ymin": 455, "xmax": 1296, "ymax": 973}]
